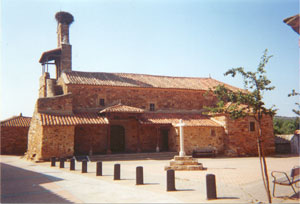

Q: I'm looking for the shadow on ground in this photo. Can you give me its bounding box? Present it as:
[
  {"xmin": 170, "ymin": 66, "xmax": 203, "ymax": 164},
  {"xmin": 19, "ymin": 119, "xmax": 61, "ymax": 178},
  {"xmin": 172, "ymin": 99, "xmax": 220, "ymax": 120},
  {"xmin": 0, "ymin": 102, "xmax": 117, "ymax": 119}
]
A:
[{"xmin": 0, "ymin": 163, "xmax": 72, "ymax": 203}]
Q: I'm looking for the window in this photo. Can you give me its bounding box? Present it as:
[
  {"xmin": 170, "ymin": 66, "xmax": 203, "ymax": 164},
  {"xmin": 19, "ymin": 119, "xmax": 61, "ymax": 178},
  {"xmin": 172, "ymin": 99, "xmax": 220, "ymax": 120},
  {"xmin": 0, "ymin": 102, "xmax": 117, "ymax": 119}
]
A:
[
  {"xmin": 100, "ymin": 98, "xmax": 105, "ymax": 106},
  {"xmin": 150, "ymin": 103, "xmax": 155, "ymax": 111},
  {"xmin": 211, "ymin": 129, "xmax": 216, "ymax": 137},
  {"xmin": 249, "ymin": 122, "xmax": 255, "ymax": 132}
]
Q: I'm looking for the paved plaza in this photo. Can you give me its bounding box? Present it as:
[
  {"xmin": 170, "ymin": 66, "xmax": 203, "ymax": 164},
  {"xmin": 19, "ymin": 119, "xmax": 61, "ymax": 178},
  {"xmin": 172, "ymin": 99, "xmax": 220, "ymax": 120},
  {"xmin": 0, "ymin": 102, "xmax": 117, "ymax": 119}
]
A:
[{"xmin": 1, "ymin": 155, "xmax": 299, "ymax": 203}]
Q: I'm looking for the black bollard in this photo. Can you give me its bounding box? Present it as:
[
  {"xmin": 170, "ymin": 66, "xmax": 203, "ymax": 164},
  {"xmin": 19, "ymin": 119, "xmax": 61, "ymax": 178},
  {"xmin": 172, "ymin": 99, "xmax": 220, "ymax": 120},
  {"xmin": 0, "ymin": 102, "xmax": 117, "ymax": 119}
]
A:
[
  {"xmin": 96, "ymin": 161, "xmax": 102, "ymax": 176},
  {"xmin": 59, "ymin": 158, "xmax": 65, "ymax": 168},
  {"xmin": 82, "ymin": 160, "xmax": 88, "ymax": 173},
  {"xmin": 136, "ymin": 166, "xmax": 144, "ymax": 185},
  {"xmin": 114, "ymin": 164, "xmax": 120, "ymax": 180},
  {"xmin": 166, "ymin": 169, "xmax": 176, "ymax": 191},
  {"xmin": 206, "ymin": 174, "xmax": 217, "ymax": 200},
  {"xmin": 51, "ymin": 157, "xmax": 56, "ymax": 167},
  {"xmin": 70, "ymin": 158, "xmax": 75, "ymax": 171}
]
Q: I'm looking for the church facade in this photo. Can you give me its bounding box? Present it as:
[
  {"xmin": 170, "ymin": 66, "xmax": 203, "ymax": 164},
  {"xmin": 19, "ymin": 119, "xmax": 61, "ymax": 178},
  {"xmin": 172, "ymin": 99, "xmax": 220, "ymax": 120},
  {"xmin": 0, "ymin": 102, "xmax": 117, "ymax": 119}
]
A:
[{"xmin": 26, "ymin": 12, "xmax": 275, "ymax": 161}]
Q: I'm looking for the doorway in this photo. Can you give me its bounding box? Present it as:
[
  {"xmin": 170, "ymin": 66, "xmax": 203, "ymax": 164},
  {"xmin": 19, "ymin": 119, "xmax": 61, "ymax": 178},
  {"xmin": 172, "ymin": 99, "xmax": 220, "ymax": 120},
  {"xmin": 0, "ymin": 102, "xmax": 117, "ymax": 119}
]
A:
[
  {"xmin": 161, "ymin": 129, "xmax": 169, "ymax": 151},
  {"xmin": 110, "ymin": 125, "xmax": 125, "ymax": 153}
]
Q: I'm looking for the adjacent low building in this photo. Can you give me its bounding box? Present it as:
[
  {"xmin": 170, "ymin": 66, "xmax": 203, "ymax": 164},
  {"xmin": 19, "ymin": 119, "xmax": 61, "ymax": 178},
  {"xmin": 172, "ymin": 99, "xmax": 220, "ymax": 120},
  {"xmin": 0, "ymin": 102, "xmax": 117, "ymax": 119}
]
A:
[
  {"xmin": 1, "ymin": 114, "xmax": 31, "ymax": 155},
  {"xmin": 25, "ymin": 11, "xmax": 275, "ymax": 161}
]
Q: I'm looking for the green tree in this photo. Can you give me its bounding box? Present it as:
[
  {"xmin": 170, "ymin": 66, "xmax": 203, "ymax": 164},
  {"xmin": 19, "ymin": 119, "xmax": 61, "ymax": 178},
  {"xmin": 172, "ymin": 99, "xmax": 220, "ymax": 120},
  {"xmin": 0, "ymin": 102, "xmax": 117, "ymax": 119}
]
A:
[
  {"xmin": 273, "ymin": 117, "xmax": 299, "ymax": 134},
  {"xmin": 206, "ymin": 49, "xmax": 276, "ymax": 203}
]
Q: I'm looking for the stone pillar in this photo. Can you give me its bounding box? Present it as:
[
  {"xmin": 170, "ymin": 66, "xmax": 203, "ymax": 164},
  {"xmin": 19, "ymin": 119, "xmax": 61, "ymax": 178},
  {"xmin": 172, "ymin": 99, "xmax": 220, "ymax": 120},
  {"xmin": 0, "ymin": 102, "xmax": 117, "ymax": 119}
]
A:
[
  {"xmin": 156, "ymin": 127, "xmax": 160, "ymax": 152},
  {"xmin": 137, "ymin": 124, "xmax": 141, "ymax": 153},
  {"xmin": 106, "ymin": 125, "xmax": 111, "ymax": 154},
  {"xmin": 176, "ymin": 119, "xmax": 186, "ymax": 157}
]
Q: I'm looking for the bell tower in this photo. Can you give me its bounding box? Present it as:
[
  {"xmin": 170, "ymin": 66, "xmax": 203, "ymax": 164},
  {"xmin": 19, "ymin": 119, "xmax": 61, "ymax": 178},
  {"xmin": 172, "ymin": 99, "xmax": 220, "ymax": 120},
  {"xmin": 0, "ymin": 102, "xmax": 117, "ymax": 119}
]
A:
[
  {"xmin": 55, "ymin": 11, "xmax": 74, "ymax": 74},
  {"xmin": 38, "ymin": 11, "xmax": 74, "ymax": 97}
]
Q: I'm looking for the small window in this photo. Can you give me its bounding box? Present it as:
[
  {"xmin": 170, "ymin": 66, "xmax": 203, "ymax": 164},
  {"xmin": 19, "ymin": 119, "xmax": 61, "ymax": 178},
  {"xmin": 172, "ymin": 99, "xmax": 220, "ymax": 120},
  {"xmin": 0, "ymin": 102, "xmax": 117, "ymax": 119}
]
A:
[
  {"xmin": 150, "ymin": 103, "xmax": 155, "ymax": 111},
  {"xmin": 100, "ymin": 98, "xmax": 105, "ymax": 106},
  {"xmin": 250, "ymin": 122, "xmax": 255, "ymax": 132},
  {"xmin": 211, "ymin": 129, "xmax": 216, "ymax": 137}
]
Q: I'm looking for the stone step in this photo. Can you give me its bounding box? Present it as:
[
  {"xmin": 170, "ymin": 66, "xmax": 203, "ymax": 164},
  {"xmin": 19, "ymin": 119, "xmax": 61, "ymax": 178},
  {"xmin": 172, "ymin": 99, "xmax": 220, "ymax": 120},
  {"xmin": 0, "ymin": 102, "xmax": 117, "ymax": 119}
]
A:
[
  {"xmin": 174, "ymin": 156, "xmax": 194, "ymax": 161},
  {"xmin": 88, "ymin": 152, "xmax": 178, "ymax": 161},
  {"xmin": 170, "ymin": 160, "xmax": 199, "ymax": 166},
  {"xmin": 165, "ymin": 164, "xmax": 203, "ymax": 171}
]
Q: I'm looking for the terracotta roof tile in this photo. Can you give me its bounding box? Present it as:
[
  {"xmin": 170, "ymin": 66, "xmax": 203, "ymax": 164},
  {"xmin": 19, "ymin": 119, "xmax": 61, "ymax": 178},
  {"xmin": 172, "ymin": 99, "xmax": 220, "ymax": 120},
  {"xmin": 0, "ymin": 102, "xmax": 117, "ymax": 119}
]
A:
[
  {"xmin": 40, "ymin": 113, "xmax": 108, "ymax": 126},
  {"xmin": 39, "ymin": 48, "xmax": 62, "ymax": 63},
  {"xmin": 140, "ymin": 113, "xmax": 222, "ymax": 127},
  {"xmin": 1, "ymin": 115, "xmax": 31, "ymax": 127},
  {"xmin": 284, "ymin": 14, "xmax": 300, "ymax": 34},
  {"xmin": 62, "ymin": 71, "xmax": 243, "ymax": 92},
  {"xmin": 100, "ymin": 104, "xmax": 145, "ymax": 113}
]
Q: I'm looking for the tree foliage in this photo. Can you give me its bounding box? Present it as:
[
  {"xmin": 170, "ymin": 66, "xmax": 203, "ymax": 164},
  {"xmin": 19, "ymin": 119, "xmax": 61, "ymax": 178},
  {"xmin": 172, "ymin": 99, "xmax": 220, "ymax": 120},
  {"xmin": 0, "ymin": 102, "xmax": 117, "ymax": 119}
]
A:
[
  {"xmin": 273, "ymin": 117, "xmax": 299, "ymax": 134},
  {"xmin": 288, "ymin": 89, "xmax": 300, "ymax": 116},
  {"xmin": 206, "ymin": 49, "xmax": 277, "ymax": 120},
  {"xmin": 205, "ymin": 49, "xmax": 275, "ymax": 203}
]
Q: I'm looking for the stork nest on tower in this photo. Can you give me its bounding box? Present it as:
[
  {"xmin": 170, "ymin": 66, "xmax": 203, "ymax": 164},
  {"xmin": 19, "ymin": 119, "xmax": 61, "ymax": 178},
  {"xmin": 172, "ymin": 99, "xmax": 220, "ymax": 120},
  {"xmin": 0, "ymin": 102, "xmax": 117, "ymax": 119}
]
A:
[{"xmin": 55, "ymin": 11, "xmax": 74, "ymax": 25}]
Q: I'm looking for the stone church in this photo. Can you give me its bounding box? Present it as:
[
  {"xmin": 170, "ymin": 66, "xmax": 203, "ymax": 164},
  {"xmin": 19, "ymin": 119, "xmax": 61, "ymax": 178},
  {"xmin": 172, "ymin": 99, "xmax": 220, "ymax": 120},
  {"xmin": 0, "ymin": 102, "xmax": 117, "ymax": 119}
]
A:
[{"xmin": 26, "ymin": 12, "xmax": 275, "ymax": 161}]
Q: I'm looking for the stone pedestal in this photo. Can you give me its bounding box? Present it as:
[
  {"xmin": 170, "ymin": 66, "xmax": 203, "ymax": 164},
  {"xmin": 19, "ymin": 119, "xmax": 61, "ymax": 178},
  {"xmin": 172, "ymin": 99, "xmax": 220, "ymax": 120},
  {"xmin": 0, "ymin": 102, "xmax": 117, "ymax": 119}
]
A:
[{"xmin": 164, "ymin": 156, "xmax": 204, "ymax": 171}]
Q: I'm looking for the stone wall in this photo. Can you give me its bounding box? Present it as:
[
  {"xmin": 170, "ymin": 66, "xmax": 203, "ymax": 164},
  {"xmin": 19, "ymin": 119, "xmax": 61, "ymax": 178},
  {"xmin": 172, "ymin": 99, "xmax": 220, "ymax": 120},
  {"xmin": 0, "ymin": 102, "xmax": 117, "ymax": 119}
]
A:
[
  {"xmin": 39, "ymin": 72, "xmax": 50, "ymax": 98},
  {"xmin": 37, "ymin": 93, "xmax": 73, "ymax": 115},
  {"xmin": 1, "ymin": 127, "xmax": 28, "ymax": 155},
  {"xmin": 74, "ymin": 125, "xmax": 107, "ymax": 155},
  {"xmin": 183, "ymin": 126, "xmax": 225, "ymax": 155},
  {"xmin": 139, "ymin": 125, "xmax": 158, "ymax": 152},
  {"xmin": 26, "ymin": 110, "xmax": 44, "ymax": 160},
  {"xmin": 225, "ymin": 115, "xmax": 275, "ymax": 156},
  {"xmin": 260, "ymin": 115, "xmax": 276, "ymax": 155},
  {"xmin": 27, "ymin": 105, "xmax": 75, "ymax": 161},
  {"xmin": 66, "ymin": 85, "xmax": 217, "ymax": 112},
  {"xmin": 41, "ymin": 125, "xmax": 75, "ymax": 159},
  {"xmin": 109, "ymin": 119, "xmax": 139, "ymax": 153}
]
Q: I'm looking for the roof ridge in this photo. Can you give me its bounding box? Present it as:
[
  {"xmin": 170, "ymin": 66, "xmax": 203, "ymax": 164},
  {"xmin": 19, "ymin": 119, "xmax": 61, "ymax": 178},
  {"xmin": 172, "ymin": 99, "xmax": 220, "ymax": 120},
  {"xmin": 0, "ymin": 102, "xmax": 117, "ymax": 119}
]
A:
[{"xmin": 68, "ymin": 70, "xmax": 213, "ymax": 80}]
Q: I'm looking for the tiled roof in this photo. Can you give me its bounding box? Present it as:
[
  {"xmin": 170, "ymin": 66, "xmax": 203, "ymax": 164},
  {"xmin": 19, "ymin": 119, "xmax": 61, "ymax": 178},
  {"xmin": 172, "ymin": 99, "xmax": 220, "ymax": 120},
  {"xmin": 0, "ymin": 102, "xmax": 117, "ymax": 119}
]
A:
[
  {"xmin": 100, "ymin": 104, "xmax": 145, "ymax": 113},
  {"xmin": 140, "ymin": 113, "xmax": 222, "ymax": 127},
  {"xmin": 39, "ymin": 48, "xmax": 62, "ymax": 63},
  {"xmin": 62, "ymin": 71, "xmax": 243, "ymax": 92},
  {"xmin": 284, "ymin": 14, "xmax": 300, "ymax": 34},
  {"xmin": 40, "ymin": 113, "xmax": 109, "ymax": 126},
  {"xmin": 1, "ymin": 115, "xmax": 31, "ymax": 127}
]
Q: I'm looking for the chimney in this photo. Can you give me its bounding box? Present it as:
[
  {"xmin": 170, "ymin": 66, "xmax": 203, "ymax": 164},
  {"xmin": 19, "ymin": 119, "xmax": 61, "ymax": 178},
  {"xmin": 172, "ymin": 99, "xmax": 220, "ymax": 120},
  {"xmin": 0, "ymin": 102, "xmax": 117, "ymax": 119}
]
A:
[{"xmin": 55, "ymin": 11, "xmax": 74, "ymax": 73}]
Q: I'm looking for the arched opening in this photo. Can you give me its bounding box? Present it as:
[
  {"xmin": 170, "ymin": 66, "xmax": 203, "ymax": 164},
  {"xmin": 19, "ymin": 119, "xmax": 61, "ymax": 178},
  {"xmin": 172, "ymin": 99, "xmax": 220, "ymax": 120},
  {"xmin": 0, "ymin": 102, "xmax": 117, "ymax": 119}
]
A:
[{"xmin": 110, "ymin": 125, "xmax": 125, "ymax": 153}]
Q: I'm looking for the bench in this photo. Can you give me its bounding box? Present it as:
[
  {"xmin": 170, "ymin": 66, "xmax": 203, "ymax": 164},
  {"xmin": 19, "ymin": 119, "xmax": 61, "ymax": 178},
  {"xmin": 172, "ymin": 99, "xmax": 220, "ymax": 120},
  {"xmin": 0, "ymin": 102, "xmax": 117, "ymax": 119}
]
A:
[
  {"xmin": 192, "ymin": 148, "xmax": 216, "ymax": 158},
  {"xmin": 271, "ymin": 166, "xmax": 300, "ymax": 197}
]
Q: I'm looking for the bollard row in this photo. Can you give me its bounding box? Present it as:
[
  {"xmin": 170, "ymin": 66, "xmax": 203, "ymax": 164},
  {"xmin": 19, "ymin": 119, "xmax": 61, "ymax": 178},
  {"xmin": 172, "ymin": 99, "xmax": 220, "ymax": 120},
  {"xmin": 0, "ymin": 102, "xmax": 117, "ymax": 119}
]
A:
[{"xmin": 50, "ymin": 157, "xmax": 217, "ymax": 199}]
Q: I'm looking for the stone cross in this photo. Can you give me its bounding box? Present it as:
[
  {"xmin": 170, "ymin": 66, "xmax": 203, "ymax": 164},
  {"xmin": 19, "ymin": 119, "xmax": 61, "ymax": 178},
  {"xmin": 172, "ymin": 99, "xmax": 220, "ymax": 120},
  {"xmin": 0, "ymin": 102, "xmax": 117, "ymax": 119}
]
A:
[{"xmin": 176, "ymin": 119, "xmax": 186, "ymax": 157}]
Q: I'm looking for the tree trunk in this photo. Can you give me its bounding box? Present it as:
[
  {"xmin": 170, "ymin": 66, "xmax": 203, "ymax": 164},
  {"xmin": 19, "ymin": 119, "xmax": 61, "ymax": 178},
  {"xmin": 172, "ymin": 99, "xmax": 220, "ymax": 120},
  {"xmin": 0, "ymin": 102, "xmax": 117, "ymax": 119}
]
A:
[{"xmin": 257, "ymin": 121, "xmax": 272, "ymax": 203}]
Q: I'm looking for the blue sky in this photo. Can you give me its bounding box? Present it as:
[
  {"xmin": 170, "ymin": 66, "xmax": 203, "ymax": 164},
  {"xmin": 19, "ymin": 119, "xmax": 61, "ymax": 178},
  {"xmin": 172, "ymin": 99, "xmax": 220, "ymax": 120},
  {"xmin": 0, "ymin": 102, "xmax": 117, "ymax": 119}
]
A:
[{"xmin": 1, "ymin": 0, "xmax": 299, "ymax": 120}]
